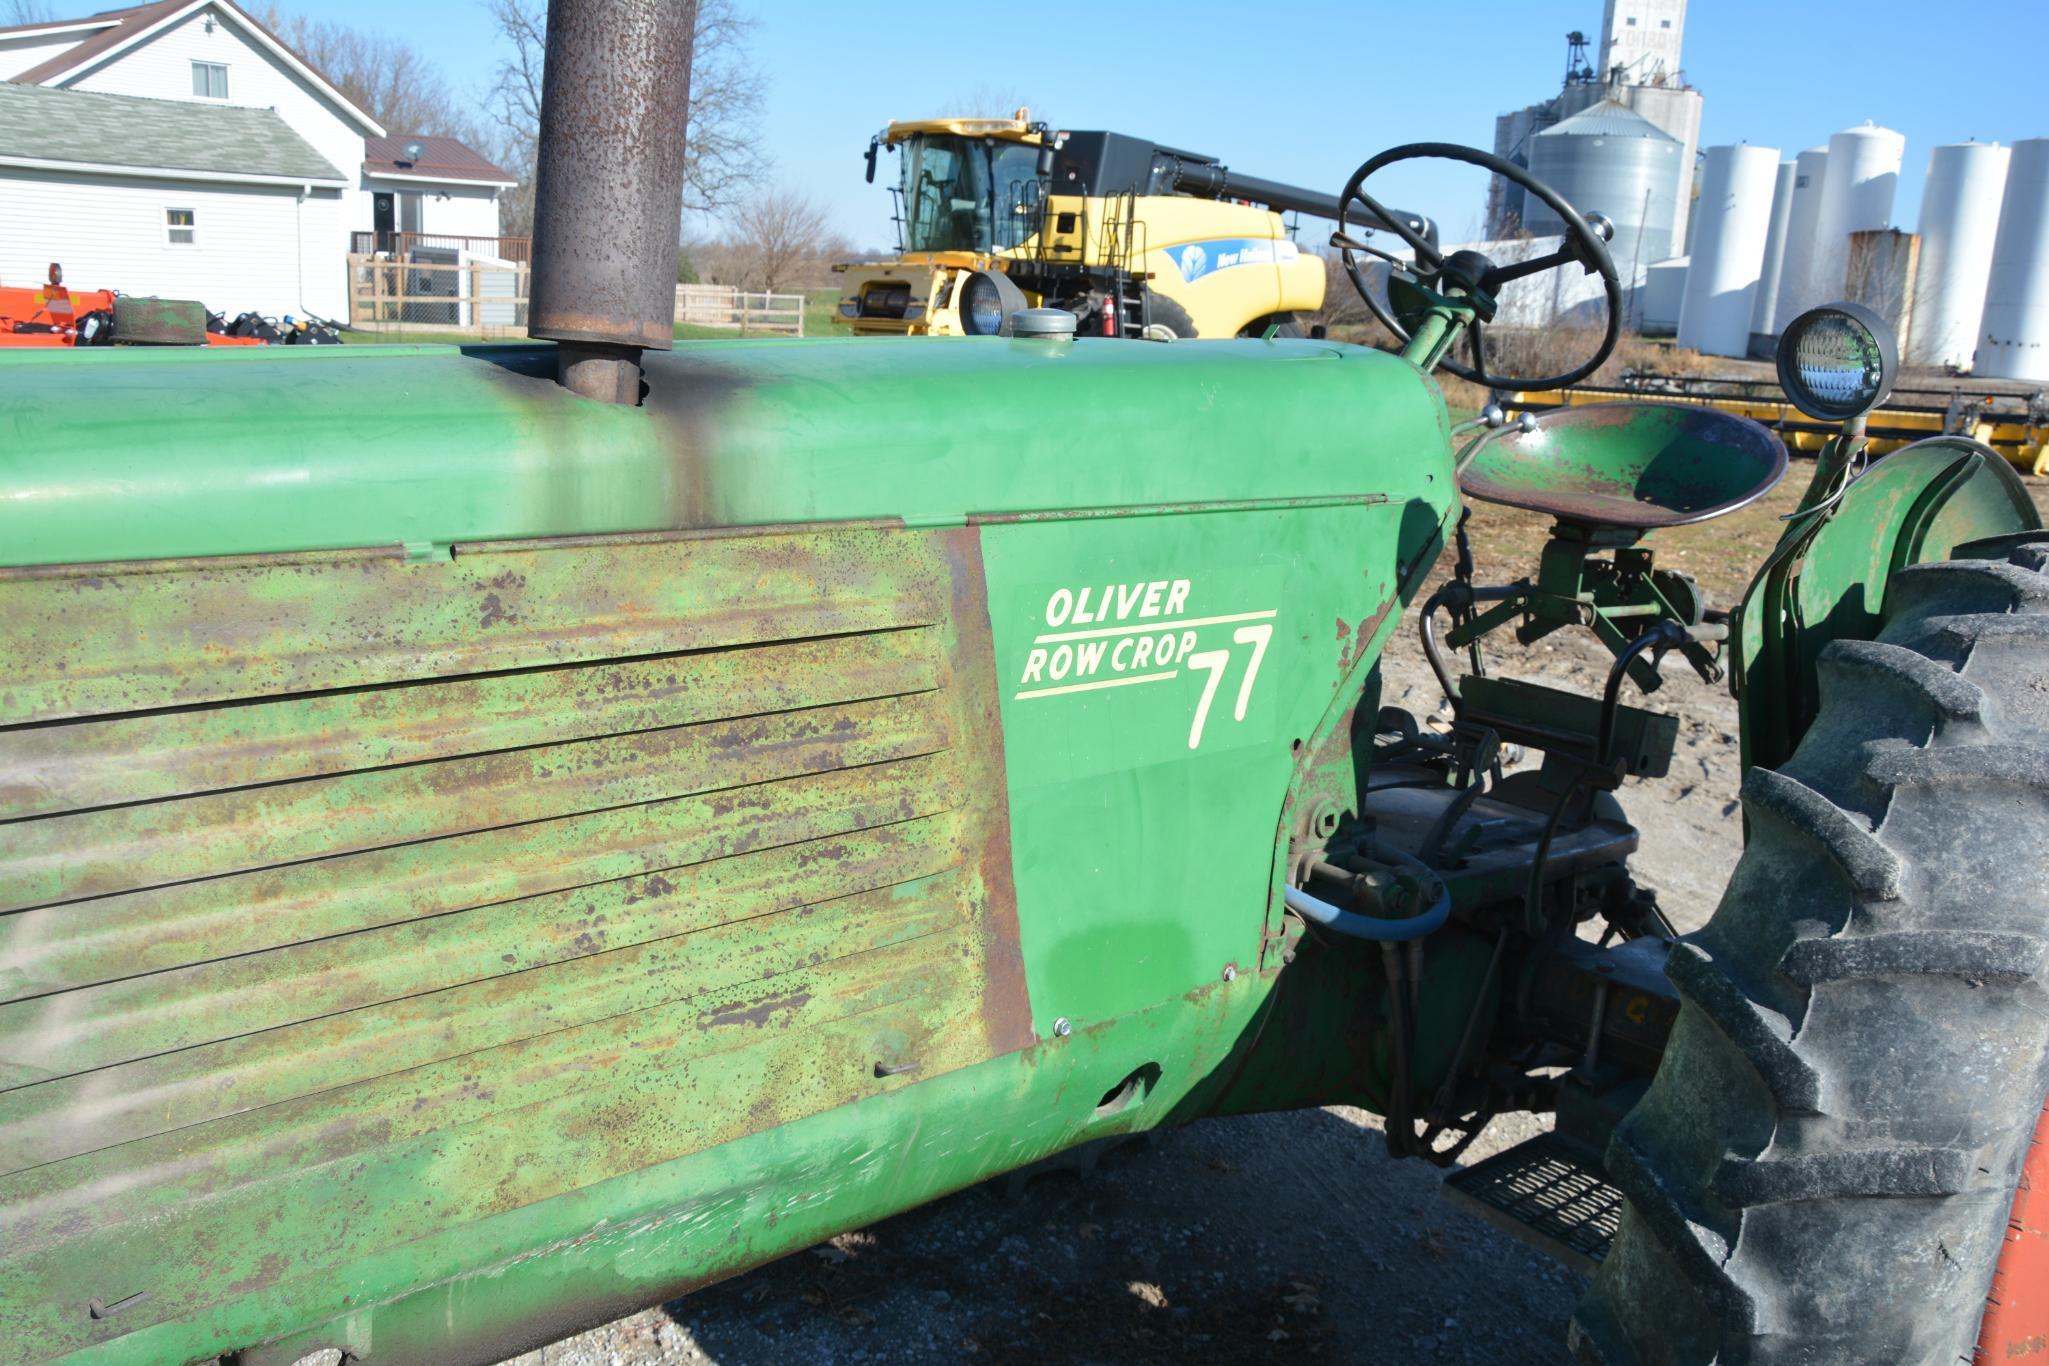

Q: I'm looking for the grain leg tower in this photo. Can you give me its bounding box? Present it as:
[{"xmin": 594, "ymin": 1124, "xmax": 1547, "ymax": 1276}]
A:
[{"xmin": 1490, "ymin": 1, "xmax": 1702, "ymax": 255}]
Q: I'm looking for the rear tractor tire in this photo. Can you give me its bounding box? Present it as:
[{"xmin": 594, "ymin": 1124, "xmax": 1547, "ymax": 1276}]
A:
[{"xmin": 1572, "ymin": 534, "xmax": 2049, "ymax": 1364}]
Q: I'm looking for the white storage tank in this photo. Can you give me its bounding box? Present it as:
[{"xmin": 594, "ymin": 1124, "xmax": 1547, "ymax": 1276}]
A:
[
  {"xmin": 1750, "ymin": 159, "xmax": 1798, "ymax": 337},
  {"xmin": 1802, "ymin": 123, "xmax": 1906, "ymax": 310},
  {"xmin": 1979, "ymin": 137, "xmax": 2049, "ymax": 381},
  {"xmin": 1910, "ymin": 142, "xmax": 2008, "ymax": 368},
  {"xmin": 1641, "ymin": 256, "xmax": 1688, "ymax": 335},
  {"xmin": 1770, "ymin": 146, "xmax": 1829, "ymax": 331},
  {"xmin": 1678, "ymin": 144, "xmax": 1781, "ymax": 357}
]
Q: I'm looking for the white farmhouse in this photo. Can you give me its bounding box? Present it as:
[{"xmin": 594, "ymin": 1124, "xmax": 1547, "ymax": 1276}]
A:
[{"xmin": 0, "ymin": 0, "xmax": 515, "ymax": 322}]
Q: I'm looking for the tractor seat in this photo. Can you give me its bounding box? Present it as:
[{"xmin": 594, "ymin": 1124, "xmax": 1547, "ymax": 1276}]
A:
[{"xmin": 1460, "ymin": 403, "xmax": 1788, "ymax": 530}]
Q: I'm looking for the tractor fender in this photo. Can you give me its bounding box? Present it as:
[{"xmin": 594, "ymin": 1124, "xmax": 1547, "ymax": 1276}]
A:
[{"xmin": 1735, "ymin": 435, "xmax": 2041, "ymax": 774}]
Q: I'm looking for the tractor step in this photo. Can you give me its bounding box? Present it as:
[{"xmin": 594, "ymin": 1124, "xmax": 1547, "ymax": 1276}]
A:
[{"xmin": 1441, "ymin": 1131, "xmax": 1622, "ymax": 1274}]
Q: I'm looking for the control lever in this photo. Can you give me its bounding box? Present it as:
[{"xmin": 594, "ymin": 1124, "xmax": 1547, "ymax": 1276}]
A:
[{"xmin": 1453, "ymin": 405, "xmax": 1538, "ymax": 475}]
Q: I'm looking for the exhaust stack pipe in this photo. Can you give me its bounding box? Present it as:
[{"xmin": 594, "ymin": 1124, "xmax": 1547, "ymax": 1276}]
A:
[{"xmin": 528, "ymin": 0, "xmax": 693, "ymax": 404}]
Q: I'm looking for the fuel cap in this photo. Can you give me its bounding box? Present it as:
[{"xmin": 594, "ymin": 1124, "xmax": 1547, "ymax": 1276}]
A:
[{"xmin": 1010, "ymin": 308, "xmax": 1078, "ymax": 339}]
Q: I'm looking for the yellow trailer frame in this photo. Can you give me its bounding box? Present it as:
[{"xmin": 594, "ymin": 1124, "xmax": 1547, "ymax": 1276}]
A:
[{"xmin": 1506, "ymin": 385, "xmax": 2049, "ymax": 475}]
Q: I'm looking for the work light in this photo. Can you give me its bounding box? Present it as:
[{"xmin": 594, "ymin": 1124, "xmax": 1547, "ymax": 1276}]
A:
[
  {"xmin": 1776, "ymin": 302, "xmax": 1898, "ymax": 422},
  {"xmin": 959, "ymin": 270, "xmax": 1026, "ymax": 336}
]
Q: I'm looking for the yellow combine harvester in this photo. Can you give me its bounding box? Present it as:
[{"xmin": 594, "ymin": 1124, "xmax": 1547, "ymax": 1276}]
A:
[{"xmin": 833, "ymin": 111, "xmax": 1434, "ymax": 340}]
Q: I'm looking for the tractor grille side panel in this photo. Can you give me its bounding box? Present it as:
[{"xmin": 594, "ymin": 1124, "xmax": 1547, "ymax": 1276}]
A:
[{"xmin": 0, "ymin": 525, "xmax": 1030, "ymax": 1360}]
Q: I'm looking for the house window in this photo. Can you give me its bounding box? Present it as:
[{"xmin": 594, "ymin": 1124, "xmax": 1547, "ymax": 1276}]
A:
[
  {"xmin": 164, "ymin": 208, "xmax": 197, "ymax": 246},
  {"xmin": 1661, "ymin": 18, "xmax": 1672, "ymax": 26},
  {"xmin": 1625, "ymin": 15, "xmax": 1637, "ymax": 25},
  {"xmin": 191, "ymin": 61, "xmax": 228, "ymax": 99}
]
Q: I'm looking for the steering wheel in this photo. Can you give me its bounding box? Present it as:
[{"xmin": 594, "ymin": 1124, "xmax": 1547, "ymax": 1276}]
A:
[{"xmin": 1333, "ymin": 143, "xmax": 1622, "ymax": 391}]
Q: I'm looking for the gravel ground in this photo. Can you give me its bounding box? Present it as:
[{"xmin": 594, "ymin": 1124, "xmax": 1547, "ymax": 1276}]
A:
[{"xmin": 504, "ymin": 476, "xmax": 2047, "ymax": 1366}]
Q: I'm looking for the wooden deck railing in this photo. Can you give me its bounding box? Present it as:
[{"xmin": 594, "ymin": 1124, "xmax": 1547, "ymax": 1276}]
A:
[
  {"xmin": 348, "ymin": 232, "xmax": 534, "ymax": 264},
  {"xmin": 346, "ymin": 255, "xmax": 528, "ymax": 334}
]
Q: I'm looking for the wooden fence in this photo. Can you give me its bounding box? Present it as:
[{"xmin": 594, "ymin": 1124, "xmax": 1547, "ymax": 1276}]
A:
[
  {"xmin": 675, "ymin": 284, "xmax": 804, "ymax": 335},
  {"xmin": 346, "ymin": 255, "xmax": 528, "ymax": 335},
  {"xmin": 344, "ymin": 263, "xmax": 801, "ymax": 339}
]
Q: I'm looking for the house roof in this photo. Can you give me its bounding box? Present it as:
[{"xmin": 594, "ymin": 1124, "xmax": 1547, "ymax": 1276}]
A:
[
  {"xmin": 0, "ymin": 80, "xmax": 347, "ymax": 184},
  {"xmin": 5, "ymin": 0, "xmax": 183, "ymax": 83},
  {"xmin": 8, "ymin": 1, "xmax": 384, "ymax": 137},
  {"xmin": 0, "ymin": 15, "xmax": 121, "ymax": 41},
  {"xmin": 364, "ymin": 133, "xmax": 517, "ymax": 187}
]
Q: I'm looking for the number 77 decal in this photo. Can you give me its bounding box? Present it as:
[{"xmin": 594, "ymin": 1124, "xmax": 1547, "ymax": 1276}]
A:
[{"xmin": 1186, "ymin": 623, "xmax": 1274, "ymax": 749}]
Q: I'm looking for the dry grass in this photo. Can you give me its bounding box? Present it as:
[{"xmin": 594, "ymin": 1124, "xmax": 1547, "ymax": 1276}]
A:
[
  {"xmin": 1443, "ymin": 478, "xmax": 1801, "ymax": 610},
  {"xmin": 1306, "ymin": 248, "xmax": 1719, "ymax": 408},
  {"xmin": 1318, "ymin": 311, "xmax": 1718, "ymax": 406}
]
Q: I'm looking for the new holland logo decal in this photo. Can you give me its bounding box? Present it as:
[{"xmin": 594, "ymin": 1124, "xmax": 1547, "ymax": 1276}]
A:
[{"xmin": 1167, "ymin": 237, "xmax": 1300, "ymax": 283}]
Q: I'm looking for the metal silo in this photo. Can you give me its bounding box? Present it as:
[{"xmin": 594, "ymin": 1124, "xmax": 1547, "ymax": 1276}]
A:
[
  {"xmin": 1801, "ymin": 123, "xmax": 1906, "ymax": 313},
  {"xmin": 1910, "ymin": 142, "xmax": 2011, "ymax": 369},
  {"xmin": 1678, "ymin": 144, "xmax": 1782, "ymax": 357},
  {"xmin": 1526, "ymin": 100, "xmax": 1683, "ymax": 287},
  {"xmin": 1770, "ymin": 146, "xmax": 1829, "ymax": 332},
  {"xmin": 1979, "ymin": 137, "xmax": 2049, "ymax": 381},
  {"xmin": 1750, "ymin": 159, "xmax": 1797, "ymax": 337}
]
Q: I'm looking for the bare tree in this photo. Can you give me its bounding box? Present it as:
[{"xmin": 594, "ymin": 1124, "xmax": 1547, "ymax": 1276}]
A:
[
  {"xmin": 941, "ymin": 85, "xmax": 1038, "ymax": 121},
  {"xmin": 2, "ymin": 1, "xmax": 54, "ymax": 22},
  {"xmin": 676, "ymin": 0, "xmax": 766, "ymax": 212},
  {"xmin": 485, "ymin": 0, "xmax": 765, "ymax": 237},
  {"xmin": 713, "ymin": 188, "xmax": 830, "ymax": 294},
  {"xmin": 481, "ymin": 0, "xmax": 546, "ymax": 237},
  {"xmin": 256, "ymin": 6, "xmax": 480, "ymax": 143}
]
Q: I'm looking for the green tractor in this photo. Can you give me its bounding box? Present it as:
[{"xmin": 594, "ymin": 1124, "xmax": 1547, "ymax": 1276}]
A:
[{"xmin": 3, "ymin": 7, "xmax": 2046, "ymax": 1364}]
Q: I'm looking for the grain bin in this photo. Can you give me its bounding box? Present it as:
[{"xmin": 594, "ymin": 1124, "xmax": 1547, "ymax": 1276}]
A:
[{"xmin": 1526, "ymin": 100, "xmax": 1684, "ymax": 285}]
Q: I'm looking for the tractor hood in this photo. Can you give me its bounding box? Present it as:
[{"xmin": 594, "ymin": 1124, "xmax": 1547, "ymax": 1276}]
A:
[{"xmin": 0, "ymin": 336, "xmax": 1453, "ymax": 568}]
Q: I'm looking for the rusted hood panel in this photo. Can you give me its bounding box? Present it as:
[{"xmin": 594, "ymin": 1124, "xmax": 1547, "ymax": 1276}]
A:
[{"xmin": 0, "ymin": 522, "xmax": 1028, "ymax": 1361}]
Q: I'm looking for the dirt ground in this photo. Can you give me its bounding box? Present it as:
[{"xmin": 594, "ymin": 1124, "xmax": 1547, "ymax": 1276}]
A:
[{"xmin": 504, "ymin": 472, "xmax": 2049, "ymax": 1366}]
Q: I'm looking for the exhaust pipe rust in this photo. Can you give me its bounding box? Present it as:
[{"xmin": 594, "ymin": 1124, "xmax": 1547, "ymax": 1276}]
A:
[{"xmin": 529, "ymin": 0, "xmax": 694, "ymax": 403}]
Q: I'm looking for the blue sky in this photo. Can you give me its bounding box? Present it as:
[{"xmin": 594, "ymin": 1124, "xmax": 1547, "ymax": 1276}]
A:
[{"xmin": 308, "ymin": 0, "xmax": 2043, "ymax": 247}]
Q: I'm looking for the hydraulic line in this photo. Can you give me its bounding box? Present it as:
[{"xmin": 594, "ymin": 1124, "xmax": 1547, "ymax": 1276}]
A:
[
  {"xmin": 1419, "ymin": 580, "xmax": 1525, "ymax": 710},
  {"xmin": 1418, "ymin": 590, "xmax": 1461, "ymax": 705},
  {"xmin": 1283, "ymin": 847, "xmax": 1451, "ymax": 943},
  {"xmin": 1596, "ymin": 624, "xmax": 1682, "ymax": 772}
]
